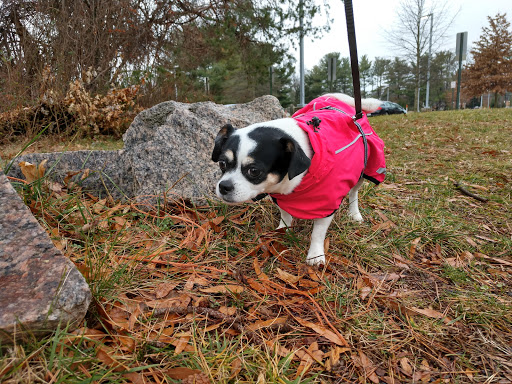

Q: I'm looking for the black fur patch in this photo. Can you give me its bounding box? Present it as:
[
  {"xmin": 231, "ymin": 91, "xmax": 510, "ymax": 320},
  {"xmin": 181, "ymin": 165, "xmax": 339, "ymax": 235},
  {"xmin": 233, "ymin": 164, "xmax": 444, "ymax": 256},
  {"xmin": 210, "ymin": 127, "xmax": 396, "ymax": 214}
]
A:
[
  {"xmin": 212, "ymin": 124, "xmax": 235, "ymax": 162},
  {"xmin": 216, "ymin": 135, "xmax": 240, "ymax": 172},
  {"xmin": 247, "ymin": 127, "xmax": 310, "ymax": 184}
]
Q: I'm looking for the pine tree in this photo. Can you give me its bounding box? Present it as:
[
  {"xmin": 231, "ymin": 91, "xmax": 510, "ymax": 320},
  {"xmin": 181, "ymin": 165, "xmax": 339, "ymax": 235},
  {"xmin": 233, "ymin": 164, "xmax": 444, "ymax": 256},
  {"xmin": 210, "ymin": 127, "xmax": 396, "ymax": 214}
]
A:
[
  {"xmin": 463, "ymin": 13, "xmax": 512, "ymax": 106},
  {"xmin": 359, "ymin": 55, "xmax": 372, "ymax": 97}
]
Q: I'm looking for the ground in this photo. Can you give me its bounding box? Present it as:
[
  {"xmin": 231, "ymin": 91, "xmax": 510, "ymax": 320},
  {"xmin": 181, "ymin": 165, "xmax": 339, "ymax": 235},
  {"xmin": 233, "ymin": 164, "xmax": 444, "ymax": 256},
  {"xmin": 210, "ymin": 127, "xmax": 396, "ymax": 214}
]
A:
[{"xmin": 1, "ymin": 109, "xmax": 511, "ymax": 383}]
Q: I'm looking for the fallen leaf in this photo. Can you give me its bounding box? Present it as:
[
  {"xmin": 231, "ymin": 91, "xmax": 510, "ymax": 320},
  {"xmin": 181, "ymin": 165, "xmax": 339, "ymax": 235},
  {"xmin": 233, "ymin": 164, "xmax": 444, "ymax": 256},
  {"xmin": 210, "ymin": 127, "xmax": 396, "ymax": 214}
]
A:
[
  {"xmin": 184, "ymin": 275, "xmax": 209, "ymax": 291},
  {"xmin": 324, "ymin": 346, "xmax": 351, "ymax": 371},
  {"xmin": 165, "ymin": 367, "xmax": 203, "ymax": 379},
  {"xmin": 409, "ymin": 237, "xmax": 421, "ymax": 258},
  {"xmin": 246, "ymin": 278, "xmax": 275, "ymax": 294},
  {"xmin": 230, "ymin": 358, "xmax": 242, "ymax": 379},
  {"xmin": 474, "ymin": 252, "xmax": 512, "ymax": 267},
  {"xmin": 298, "ymin": 279, "xmax": 320, "ymax": 288},
  {"xmin": 96, "ymin": 346, "xmax": 145, "ymax": 384},
  {"xmin": 254, "ymin": 258, "xmax": 270, "ymax": 281},
  {"xmin": 146, "ymin": 294, "xmax": 191, "ymax": 309},
  {"xmin": 19, "ymin": 160, "xmax": 47, "ymax": 183},
  {"xmin": 200, "ymin": 284, "xmax": 245, "ymax": 294},
  {"xmin": 173, "ymin": 336, "xmax": 191, "ymax": 355},
  {"xmin": 275, "ymin": 268, "xmax": 301, "ymax": 285},
  {"xmin": 445, "ymin": 251, "xmax": 474, "ymax": 268},
  {"xmin": 360, "ymin": 286, "xmax": 372, "ymax": 300},
  {"xmin": 400, "ymin": 357, "xmax": 413, "ymax": 377},
  {"xmin": 419, "ymin": 359, "xmax": 432, "ymax": 382},
  {"xmin": 295, "ymin": 318, "xmax": 349, "ymax": 347},
  {"xmin": 128, "ymin": 304, "xmax": 143, "ymax": 331},
  {"xmin": 155, "ymin": 281, "xmax": 179, "ymax": 299},
  {"xmin": 64, "ymin": 170, "xmax": 81, "ymax": 185},
  {"xmin": 354, "ymin": 350, "xmax": 380, "ymax": 383},
  {"xmin": 295, "ymin": 342, "xmax": 322, "ymax": 378},
  {"xmin": 265, "ymin": 339, "xmax": 294, "ymax": 359},
  {"xmin": 409, "ymin": 307, "xmax": 453, "ymax": 324},
  {"xmin": 465, "ymin": 236, "xmax": 478, "ymax": 247},
  {"xmin": 372, "ymin": 220, "xmax": 396, "ymax": 232},
  {"xmin": 247, "ymin": 317, "xmax": 288, "ymax": 332}
]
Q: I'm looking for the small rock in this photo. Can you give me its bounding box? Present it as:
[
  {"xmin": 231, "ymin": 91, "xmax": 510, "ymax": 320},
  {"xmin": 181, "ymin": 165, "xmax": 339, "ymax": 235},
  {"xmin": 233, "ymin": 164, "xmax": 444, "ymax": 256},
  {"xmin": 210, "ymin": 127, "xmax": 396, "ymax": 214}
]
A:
[{"xmin": 0, "ymin": 172, "xmax": 91, "ymax": 343}]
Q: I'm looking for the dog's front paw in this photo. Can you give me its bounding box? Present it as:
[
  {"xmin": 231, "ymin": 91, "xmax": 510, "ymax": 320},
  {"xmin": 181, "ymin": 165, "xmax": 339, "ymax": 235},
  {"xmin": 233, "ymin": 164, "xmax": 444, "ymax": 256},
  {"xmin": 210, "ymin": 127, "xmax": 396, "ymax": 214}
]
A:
[
  {"xmin": 306, "ymin": 254, "xmax": 325, "ymax": 266},
  {"xmin": 348, "ymin": 212, "xmax": 364, "ymax": 223}
]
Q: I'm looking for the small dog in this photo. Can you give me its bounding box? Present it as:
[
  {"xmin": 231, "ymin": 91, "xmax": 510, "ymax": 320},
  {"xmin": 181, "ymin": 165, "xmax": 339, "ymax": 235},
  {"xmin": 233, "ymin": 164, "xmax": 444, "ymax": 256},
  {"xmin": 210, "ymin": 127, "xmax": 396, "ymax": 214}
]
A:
[{"xmin": 211, "ymin": 94, "xmax": 386, "ymax": 265}]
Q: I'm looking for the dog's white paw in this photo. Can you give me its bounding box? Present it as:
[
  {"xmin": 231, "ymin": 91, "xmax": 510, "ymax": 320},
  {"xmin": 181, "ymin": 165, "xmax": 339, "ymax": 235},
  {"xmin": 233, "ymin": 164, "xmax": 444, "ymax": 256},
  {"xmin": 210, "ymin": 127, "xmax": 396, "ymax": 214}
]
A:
[
  {"xmin": 306, "ymin": 254, "xmax": 325, "ymax": 266},
  {"xmin": 349, "ymin": 212, "xmax": 364, "ymax": 223}
]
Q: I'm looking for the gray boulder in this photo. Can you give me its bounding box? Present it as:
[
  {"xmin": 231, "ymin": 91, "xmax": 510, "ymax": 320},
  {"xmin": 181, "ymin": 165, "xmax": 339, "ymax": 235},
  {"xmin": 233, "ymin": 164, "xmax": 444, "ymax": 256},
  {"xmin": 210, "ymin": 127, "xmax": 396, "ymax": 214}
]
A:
[
  {"xmin": 125, "ymin": 96, "xmax": 285, "ymax": 204},
  {"xmin": 0, "ymin": 172, "xmax": 92, "ymax": 342}
]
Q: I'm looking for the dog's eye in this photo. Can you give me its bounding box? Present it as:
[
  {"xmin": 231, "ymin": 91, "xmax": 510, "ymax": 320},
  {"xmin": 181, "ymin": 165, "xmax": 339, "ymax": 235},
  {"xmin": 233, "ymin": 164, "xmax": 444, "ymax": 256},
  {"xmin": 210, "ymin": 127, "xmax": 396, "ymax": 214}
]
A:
[
  {"xmin": 247, "ymin": 167, "xmax": 262, "ymax": 179},
  {"xmin": 218, "ymin": 161, "xmax": 227, "ymax": 172}
]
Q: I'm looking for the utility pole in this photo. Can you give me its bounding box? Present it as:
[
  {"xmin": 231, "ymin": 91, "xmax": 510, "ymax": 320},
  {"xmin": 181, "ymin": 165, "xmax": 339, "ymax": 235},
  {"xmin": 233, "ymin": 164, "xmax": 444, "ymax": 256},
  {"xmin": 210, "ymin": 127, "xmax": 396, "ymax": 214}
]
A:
[
  {"xmin": 269, "ymin": 66, "xmax": 273, "ymax": 95},
  {"xmin": 425, "ymin": 13, "xmax": 433, "ymax": 109},
  {"xmin": 299, "ymin": 0, "xmax": 305, "ymax": 107},
  {"xmin": 455, "ymin": 32, "xmax": 467, "ymax": 110}
]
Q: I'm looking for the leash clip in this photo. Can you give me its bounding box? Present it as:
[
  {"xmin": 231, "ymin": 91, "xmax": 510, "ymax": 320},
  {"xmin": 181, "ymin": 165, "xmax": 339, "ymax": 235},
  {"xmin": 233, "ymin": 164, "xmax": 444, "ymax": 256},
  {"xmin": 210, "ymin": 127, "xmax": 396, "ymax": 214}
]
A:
[{"xmin": 353, "ymin": 112, "xmax": 363, "ymax": 121}]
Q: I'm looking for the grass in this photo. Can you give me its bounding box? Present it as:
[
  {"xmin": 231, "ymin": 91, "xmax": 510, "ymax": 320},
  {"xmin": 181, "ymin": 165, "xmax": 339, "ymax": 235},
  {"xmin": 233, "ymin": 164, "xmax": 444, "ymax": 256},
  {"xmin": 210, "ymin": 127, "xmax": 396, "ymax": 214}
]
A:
[{"xmin": 1, "ymin": 108, "xmax": 511, "ymax": 383}]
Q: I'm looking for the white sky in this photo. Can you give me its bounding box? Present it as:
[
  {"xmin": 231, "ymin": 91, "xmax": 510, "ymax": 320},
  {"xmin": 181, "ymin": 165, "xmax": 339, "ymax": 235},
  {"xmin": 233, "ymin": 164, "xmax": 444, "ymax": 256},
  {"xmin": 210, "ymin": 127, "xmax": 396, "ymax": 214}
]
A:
[{"xmin": 294, "ymin": 0, "xmax": 512, "ymax": 70}]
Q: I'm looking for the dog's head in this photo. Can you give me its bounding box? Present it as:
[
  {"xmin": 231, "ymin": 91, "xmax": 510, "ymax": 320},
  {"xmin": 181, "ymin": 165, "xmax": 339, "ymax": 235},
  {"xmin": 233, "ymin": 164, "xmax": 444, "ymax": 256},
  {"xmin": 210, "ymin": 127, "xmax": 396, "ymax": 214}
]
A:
[{"xmin": 211, "ymin": 121, "xmax": 311, "ymax": 203}]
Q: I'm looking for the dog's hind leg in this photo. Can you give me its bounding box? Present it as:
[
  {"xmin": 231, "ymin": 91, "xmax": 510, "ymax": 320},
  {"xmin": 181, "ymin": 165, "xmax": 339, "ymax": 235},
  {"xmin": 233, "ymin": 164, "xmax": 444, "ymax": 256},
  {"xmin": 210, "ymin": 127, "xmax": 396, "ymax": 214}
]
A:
[
  {"xmin": 277, "ymin": 207, "xmax": 293, "ymax": 230},
  {"xmin": 348, "ymin": 178, "xmax": 365, "ymax": 223},
  {"xmin": 306, "ymin": 215, "xmax": 334, "ymax": 265}
]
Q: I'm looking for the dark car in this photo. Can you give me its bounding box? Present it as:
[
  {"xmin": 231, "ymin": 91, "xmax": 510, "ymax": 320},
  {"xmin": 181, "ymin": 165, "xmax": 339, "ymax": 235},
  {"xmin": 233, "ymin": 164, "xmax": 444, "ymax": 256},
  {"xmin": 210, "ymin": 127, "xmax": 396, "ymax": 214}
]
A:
[{"xmin": 368, "ymin": 101, "xmax": 407, "ymax": 116}]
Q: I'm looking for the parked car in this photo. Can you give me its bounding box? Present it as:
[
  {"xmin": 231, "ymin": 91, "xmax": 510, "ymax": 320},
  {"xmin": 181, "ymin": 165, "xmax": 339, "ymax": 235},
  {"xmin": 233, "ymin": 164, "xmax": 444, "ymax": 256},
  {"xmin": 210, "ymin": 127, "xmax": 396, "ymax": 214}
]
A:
[{"xmin": 368, "ymin": 101, "xmax": 407, "ymax": 116}]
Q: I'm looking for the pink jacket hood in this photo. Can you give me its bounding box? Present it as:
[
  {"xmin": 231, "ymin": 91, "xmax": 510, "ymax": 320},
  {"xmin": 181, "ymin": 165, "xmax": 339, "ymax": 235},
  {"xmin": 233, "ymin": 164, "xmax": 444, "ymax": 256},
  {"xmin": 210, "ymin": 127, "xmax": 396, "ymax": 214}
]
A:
[{"xmin": 269, "ymin": 96, "xmax": 386, "ymax": 219}]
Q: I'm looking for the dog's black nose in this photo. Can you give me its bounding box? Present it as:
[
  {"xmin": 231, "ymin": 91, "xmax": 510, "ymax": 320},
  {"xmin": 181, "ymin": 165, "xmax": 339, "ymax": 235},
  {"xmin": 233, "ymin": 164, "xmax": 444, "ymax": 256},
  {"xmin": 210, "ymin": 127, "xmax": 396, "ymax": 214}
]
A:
[{"xmin": 219, "ymin": 180, "xmax": 234, "ymax": 195}]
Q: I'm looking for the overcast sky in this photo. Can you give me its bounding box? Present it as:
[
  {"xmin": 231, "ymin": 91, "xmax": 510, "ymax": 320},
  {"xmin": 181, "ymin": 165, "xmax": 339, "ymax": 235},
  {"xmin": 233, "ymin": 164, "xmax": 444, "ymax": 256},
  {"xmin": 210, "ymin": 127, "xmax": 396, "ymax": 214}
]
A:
[{"xmin": 294, "ymin": 0, "xmax": 511, "ymax": 70}]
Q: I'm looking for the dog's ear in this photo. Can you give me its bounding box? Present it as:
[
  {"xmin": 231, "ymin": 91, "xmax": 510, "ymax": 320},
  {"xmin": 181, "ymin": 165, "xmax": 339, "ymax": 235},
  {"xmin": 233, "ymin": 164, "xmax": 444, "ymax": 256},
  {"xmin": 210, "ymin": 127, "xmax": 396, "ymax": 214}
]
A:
[
  {"xmin": 212, "ymin": 124, "xmax": 235, "ymax": 162},
  {"xmin": 280, "ymin": 137, "xmax": 311, "ymax": 180}
]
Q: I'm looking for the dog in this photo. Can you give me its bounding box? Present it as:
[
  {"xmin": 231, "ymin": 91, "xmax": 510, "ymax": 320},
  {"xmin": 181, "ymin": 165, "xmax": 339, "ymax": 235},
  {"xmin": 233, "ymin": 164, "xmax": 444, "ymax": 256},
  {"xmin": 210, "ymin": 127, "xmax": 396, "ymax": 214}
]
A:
[{"xmin": 211, "ymin": 94, "xmax": 386, "ymax": 265}]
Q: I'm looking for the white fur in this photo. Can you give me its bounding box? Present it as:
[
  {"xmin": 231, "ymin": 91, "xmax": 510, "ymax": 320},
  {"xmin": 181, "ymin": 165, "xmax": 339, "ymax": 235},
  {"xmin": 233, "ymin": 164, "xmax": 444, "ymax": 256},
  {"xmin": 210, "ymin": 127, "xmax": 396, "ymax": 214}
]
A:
[{"xmin": 324, "ymin": 93, "xmax": 382, "ymax": 113}]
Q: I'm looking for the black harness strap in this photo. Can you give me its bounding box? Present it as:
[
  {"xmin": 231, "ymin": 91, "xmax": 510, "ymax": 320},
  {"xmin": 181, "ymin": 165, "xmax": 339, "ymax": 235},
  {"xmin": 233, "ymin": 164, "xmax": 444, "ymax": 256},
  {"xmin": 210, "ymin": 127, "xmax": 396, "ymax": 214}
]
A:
[{"xmin": 344, "ymin": 0, "xmax": 363, "ymax": 121}]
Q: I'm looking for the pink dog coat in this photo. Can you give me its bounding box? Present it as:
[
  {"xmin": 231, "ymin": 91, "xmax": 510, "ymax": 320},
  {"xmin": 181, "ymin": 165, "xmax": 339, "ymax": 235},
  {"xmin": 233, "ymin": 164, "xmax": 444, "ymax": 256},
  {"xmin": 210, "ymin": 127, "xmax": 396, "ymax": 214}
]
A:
[{"xmin": 269, "ymin": 96, "xmax": 386, "ymax": 219}]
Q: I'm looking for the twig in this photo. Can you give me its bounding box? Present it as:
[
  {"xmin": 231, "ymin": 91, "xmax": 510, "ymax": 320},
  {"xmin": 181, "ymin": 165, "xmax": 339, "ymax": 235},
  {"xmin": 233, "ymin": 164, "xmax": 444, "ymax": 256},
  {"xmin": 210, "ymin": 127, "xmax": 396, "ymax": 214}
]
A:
[
  {"xmin": 454, "ymin": 181, "xmax": 488, "ymax": 203},
  {"xmin": 6, "ymin": 176, "xmax": 28, "ymax": 184}
]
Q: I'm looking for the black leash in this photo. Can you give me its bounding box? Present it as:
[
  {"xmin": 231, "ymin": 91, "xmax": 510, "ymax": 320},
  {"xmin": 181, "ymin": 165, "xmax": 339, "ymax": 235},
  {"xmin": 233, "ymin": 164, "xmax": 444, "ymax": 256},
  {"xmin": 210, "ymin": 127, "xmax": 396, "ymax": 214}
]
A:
[{"xmin": 343, "ymin": 0, "xmax": 363, "ymax": 120}]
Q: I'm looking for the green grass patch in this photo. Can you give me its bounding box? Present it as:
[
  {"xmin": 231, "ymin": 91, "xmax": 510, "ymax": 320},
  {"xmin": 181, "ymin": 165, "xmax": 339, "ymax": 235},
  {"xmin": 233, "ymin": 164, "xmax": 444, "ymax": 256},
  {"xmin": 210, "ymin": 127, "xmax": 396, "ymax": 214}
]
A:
[{"xmin": 1, "ymin": 108, "xmax": 511, "ymax": 383}]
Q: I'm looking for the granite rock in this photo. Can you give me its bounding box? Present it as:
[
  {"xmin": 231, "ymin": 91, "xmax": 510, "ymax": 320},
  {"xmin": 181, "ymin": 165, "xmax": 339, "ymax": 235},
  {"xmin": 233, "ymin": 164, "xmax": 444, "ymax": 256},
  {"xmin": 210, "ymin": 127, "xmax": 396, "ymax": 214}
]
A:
[
  {"xmin": 123, "ymin": 95, "xmax": 285, "ymax": 149},
  {"xmin": 125, "ymin": 95, "xmax": 285, "ymax": 204},
  {"xmin": 0, "ymin": 172, "xmax": 92, "ymax": 342},
  {"xmin": 6, "ymin": 150, "xmax": 132, "ymax": 200}
]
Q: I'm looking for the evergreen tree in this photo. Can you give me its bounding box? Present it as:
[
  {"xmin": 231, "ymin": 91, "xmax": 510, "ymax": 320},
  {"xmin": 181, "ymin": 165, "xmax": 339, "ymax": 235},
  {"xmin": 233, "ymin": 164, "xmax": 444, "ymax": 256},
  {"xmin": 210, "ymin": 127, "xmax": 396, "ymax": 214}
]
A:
[
  {"xmin": 429, "ymin": 50, "xmax": 457, "ymax": 109},
  {"xmin": 371, "ymin": 58, "xmax": 391, "ymax": 99},
  {"xmin": 359, "ymin": 55, "xmax": 372, "ymax": 97},
  {"xmin": 387, "ymin": 58, "xmax": 414, "ymax": 107},
  {"xmin": 463, "ymin": 13, "xmax": 512, "ymax": 107},
  {"xmin": 304, "ymin": 53, "xmax": 352, "ymax": 102}
]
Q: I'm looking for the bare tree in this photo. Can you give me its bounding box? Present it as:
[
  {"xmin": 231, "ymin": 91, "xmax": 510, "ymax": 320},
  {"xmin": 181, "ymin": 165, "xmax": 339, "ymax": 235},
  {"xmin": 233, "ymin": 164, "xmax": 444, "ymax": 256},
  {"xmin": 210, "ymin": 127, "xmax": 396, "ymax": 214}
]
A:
[
  {"xmin": 385, "ymin": 0, "xmax": 457, "ymax": 111},
  {"xmin": 0, "ymin": 0, "xmax": 326, "ymax": 109}
]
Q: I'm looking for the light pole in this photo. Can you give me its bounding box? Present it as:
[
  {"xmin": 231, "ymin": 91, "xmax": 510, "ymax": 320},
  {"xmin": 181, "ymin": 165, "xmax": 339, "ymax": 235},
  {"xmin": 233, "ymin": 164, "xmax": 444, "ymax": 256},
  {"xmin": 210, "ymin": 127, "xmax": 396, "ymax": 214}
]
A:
[
  {"xmin": 299, "ymin": 0, "xmax": 305, "ymax": 107},
  {"xmin": 425, "ymin": 13, "xmax": 433, "ymax": 109}
]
